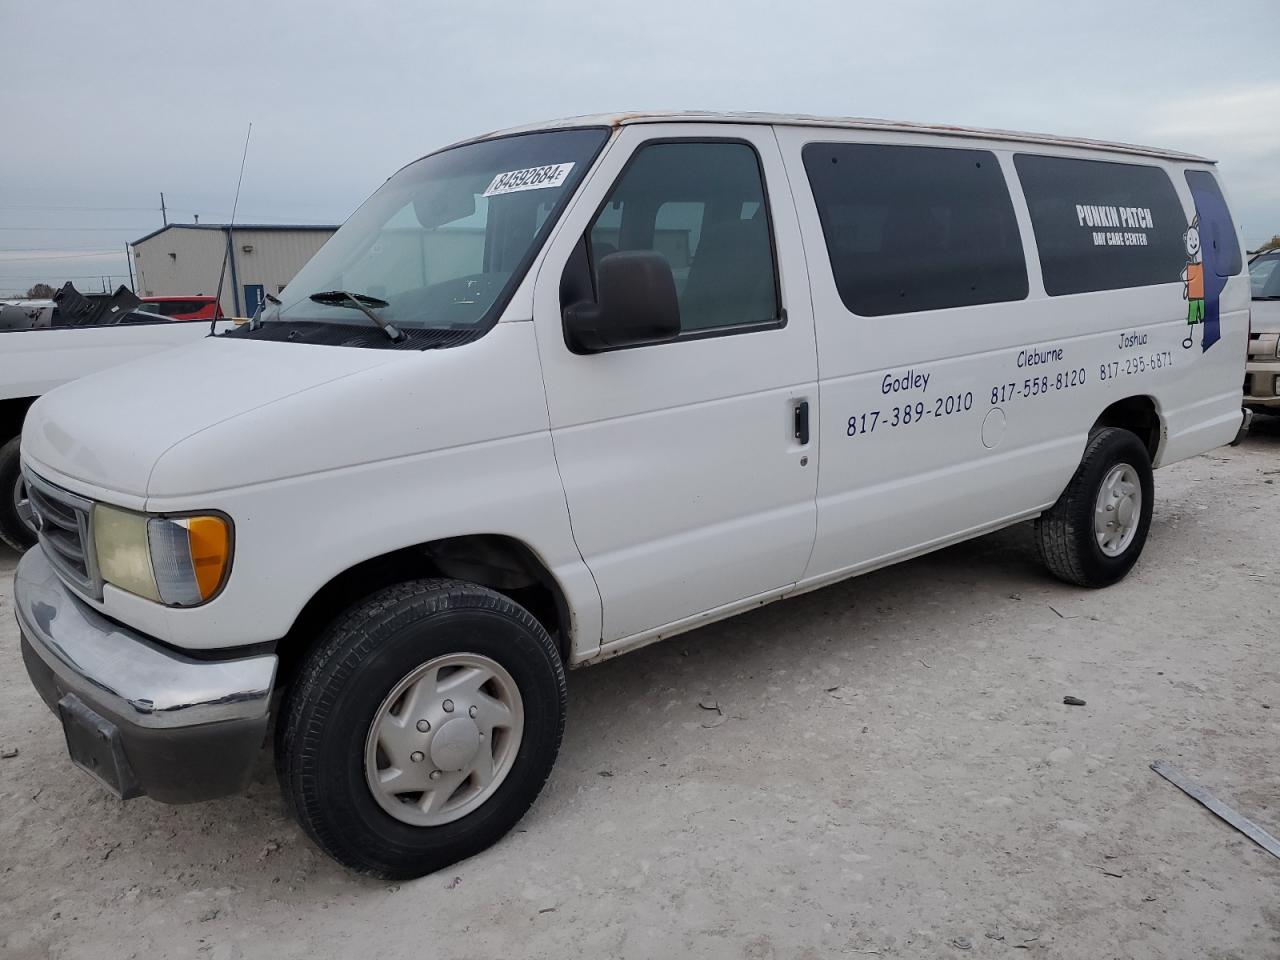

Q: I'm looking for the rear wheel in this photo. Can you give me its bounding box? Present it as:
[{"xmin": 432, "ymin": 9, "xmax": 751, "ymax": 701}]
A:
[
  {"xmin": 277, "ymin": 579, "xmax": 566, "ymax": 879},
  {"xmin": 0, "ymin": 436, "xmax": 37, "ymax": 552},
  {"xmin": 1035, "ymin": 427, "xmax": 1154, "ymax": 587}
]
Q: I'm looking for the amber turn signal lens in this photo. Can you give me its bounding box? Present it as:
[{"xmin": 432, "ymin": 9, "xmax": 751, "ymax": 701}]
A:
[
  {"xmin": 185, "ymin": 516, "xmax": 231, "ymax": 601},
  {"xmin": 146, "ymin": 514, "xmax": 233, "ymax": 606}
]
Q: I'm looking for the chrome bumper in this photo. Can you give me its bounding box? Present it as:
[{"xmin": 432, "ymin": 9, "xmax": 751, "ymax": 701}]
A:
[
  {"xmin": 15, "ymin": 547, "xmax": 277, "ymax": 802},
  {"xmin": 1244, "ymin": 359, "xmax": 1279, "ymax": 408}
]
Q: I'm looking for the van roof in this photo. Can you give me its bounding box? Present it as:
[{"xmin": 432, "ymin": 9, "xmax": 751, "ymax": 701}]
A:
[{"xmin": 462, "ymin": 111, "xmax": 1213, "ymax": 164}]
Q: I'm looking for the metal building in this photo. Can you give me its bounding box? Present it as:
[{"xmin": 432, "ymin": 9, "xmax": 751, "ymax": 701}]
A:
[{"xmin": 131, "ymin": 224, "xmax": 337, "ymax": 317}]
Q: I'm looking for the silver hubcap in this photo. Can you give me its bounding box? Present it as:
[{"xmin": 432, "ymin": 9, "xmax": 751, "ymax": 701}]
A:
[
  {"xmin": 1094, "ymin": 463, "xmax": 1141, "ymax": 557},
  {"xmin": 364, "ymin": 653, "xmax": 523, "ymax": 827},
  {"xmin": 13, "ymin": 473, "xmax": 36, "ymax": 535}
]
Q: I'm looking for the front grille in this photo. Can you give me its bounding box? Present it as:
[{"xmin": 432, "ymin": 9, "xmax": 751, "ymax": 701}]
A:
[{"xmin": 23, "ymin": 467, "xmax": 102, "ymax": 599}]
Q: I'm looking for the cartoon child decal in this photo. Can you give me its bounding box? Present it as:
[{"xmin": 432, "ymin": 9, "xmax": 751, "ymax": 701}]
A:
[{"xmin": 1181, "ymin": 215, "xmax": 1203, "ymax": 349}]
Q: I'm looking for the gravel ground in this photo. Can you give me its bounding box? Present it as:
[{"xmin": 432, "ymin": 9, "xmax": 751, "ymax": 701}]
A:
[{"xmin": 1, "ymin": 425, "xmax": 1277, "ymax": 960}]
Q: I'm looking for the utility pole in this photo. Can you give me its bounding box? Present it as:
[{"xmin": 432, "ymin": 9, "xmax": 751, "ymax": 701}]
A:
[{"xmin": 160, "ymin": 192, "xmax": 168, "ymax": 226}]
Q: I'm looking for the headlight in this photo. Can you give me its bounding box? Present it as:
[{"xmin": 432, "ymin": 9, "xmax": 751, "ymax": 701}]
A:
[{"xmin": 93, "ymin": 505, "xmax": 232, "ymax": 606}]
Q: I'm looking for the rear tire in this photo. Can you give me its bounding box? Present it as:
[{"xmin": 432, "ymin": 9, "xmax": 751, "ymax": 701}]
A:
[
  {"xmin": 1035, "ymin": 427, "xmax": 1154, "ymax": 587},
  {"xmin": 0, "ymin": 436, "xmax": 37, "ymax": 552},
  {"xmin": 277, "ymin": 579, "xmax": 567, "ymax": 879}
]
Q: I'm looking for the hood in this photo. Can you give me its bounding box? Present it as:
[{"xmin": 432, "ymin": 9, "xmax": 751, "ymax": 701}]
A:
[
  {"xmin": 22, "ymin": 338, "xmax": 401, "ymax": 497},
  {"xmin": 1250, "ymin": 299, "xmax": 1280, "ymax": 334}
]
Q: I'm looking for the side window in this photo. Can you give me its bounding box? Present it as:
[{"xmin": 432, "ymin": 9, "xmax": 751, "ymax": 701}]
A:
[
  {"xmin": 1014, "ymin": 154, "xmax": 1187, "ymax": 296},
  {"xmin": 1252, "ymin": 253, "xmax": 1280, "ymax": 298},
  {"xmin": 1184, "ymin": 170, "xmax": 1242, "ymax": 278},
  {"xmin": 586, "ymin": 141, "xmax": 780, "ymax": 333},
  {"xmin": 801, "ymin": 142, "xmax": 1027, "ymax": 316}
]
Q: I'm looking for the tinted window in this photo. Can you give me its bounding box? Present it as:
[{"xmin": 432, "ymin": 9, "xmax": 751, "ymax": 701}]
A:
[
  {"xmin": 587, "ymin": 141, "xmax": 779, "ymax": 332},
  {"xmin": 801, "ymin": 143, "xmax": 1027, "ymax": 316},
  {"xmin": 1184, "ymin": 170, "xmax": 1242, "ymax": 278},
  {"xmin": 1251, "ymin": 253, "xmax": 1280, "ymax": 298},
  {"xmin": 1014, "ymin": 154, "xmax": 1186, "ymax": 296},
  {"xmin": 145, "ymin": 299, "xmax": 206, "ymax": 316}
]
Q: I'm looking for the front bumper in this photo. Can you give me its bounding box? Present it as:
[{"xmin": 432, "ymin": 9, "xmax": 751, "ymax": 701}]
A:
[
  {"xmin": 15, "ymin": 547, "xmax": 277, "ymax": 803},
  {"xmin": 1245, "ymin": 360, "xmax": 1280, "ymax": 408},
  {"xmin": 1245, "ymin": 326, "xmax": 1279, "ymax": 408}
]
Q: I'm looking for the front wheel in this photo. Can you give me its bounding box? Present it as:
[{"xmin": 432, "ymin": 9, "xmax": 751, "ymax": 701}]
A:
[
  {"xmin": 1035, "ymin": 427, "xmax": 1154, "ymax": 587},
  {"xmin": 277, "ymin": 579, "xmax": 567, "ymax": 879},
  {"xmin": 0, "ymin": 436, "xmax": 38, "ymax": 552}
]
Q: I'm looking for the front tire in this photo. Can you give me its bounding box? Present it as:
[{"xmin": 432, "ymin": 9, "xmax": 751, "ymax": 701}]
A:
[
  {"xmin": 277, "ymin": 579, "xmax": 567, "ymax": 879},
  {"xmin": 0, "ymin": 436, "xmax": 38, "ymax": 552},
  {"xmin": 1035, "ymin": 427, "xmax": 1154, "ymax": 587}
]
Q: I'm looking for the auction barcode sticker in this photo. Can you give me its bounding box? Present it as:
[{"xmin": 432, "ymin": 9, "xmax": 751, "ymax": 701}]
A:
[{"xmin": 482, "ymin": 162, "xmax": 575, "ymax": 197}]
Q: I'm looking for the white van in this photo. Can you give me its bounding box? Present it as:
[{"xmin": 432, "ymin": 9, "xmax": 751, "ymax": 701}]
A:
[{"xmin": 13, "ymin": 113, "xmax": 1249, "ymax": 878}]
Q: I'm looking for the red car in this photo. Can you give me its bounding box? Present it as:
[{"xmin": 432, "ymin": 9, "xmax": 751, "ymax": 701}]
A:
[{"xmin": 139, "ymin": 296, "xmax": 223, "ymax": 321}]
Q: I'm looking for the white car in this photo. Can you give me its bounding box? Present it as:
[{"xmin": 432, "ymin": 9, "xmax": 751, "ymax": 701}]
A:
[
  {"xmin": 0, "ymin": 306, "xmax": 231, "ymax": 549},
  {"xmin": 13, "ymin": 112, "xmax": 1249, "ymax": 878}
]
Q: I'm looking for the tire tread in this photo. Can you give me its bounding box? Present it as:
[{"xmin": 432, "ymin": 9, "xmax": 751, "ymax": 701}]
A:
[
  {"xmin": 0, "ymin": 435, "xmax": 35, "ymax": 552},
  {"xmin": 1034, "ymin": 427, "xmax": 1152, "ymax": 588},
  {"xmin": 277, "ymin": 578, "xmax": 566, "ymax": 878}
]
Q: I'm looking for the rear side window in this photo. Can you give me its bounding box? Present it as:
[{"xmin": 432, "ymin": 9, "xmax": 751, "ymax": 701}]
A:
[
  {"xmin": 1184, "ymin": 170, "xmax": 1242, "ymax": 278},
  {"xmin": 801, "ymin": 143, "xmax": 1027, "ymax": 316},
  {"xmin": 1014, "ymin": 155, "xmax": 1186, "ymax": 296}
]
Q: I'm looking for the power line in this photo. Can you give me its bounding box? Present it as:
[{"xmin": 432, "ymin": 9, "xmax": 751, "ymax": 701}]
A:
[
  {"xmin": 0, "ymin": 219, "xmax": 338, "ymax": 230},
  {"xmin": 0, "ymin": 205, "xmax": 344, "ymax": 221},
  {"xmin": 0, "ymin": 203, "xmax": 160, "ymax": 212},
  {"xmin": 0, "ymin": 274, "xmax": 132, "ymax": 280},
  {"xmin": 0, "ymin": 225, "xmax": 153, "ymax": 232},
  {"xmin": 0, "ymin": 251, "xmax": 122, "ymax": 262}
]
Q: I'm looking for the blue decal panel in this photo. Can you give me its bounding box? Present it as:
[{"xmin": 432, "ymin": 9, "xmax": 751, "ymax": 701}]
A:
[{"xmin": 1183, "ymin": 172, "xmax": 1238, "ymax": 353}]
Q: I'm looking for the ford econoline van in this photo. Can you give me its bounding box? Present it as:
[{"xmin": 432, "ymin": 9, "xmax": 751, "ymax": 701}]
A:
[{"xmin": 13, "ymin": 113, "xmax": 1249, "ymax": 878}]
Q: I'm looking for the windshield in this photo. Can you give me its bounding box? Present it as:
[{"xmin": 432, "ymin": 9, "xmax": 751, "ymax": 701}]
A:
[
  {"xmin": 1250, "ymin": 252, "xmax": 1280, "ymax": 298},
  {"xmin": 250, "ymin": 127, "xmax": 608, "ymax": 344}
]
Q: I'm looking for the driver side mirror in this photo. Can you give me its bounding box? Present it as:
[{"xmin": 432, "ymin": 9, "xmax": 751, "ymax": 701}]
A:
[{"xmin": 563, "ymin": 251, "xmax": 680, "ymax": 352}]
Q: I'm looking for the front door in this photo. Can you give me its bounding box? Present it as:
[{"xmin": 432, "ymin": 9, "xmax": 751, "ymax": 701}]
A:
[{"xmin": 532, "ymin": 124, "xmax": 819, "ymax": 646}]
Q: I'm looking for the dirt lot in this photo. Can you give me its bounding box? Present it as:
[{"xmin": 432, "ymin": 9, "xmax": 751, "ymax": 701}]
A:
[{"xmin": 1, "ymin": 426, "xmax": 1277, "ymax": 960}]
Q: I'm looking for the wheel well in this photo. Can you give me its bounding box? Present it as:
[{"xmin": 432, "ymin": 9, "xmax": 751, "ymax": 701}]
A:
[
  {"xmin": 0, "ymin": 397, "xmax": 36, "ymax": 446},
  {"xmin": 1092, "ymin": 395, "xmax": 1162, "ymax": 460},
  {"xmin": 274, "ymin": 535, "xmax": 570, "ymax": 689}
]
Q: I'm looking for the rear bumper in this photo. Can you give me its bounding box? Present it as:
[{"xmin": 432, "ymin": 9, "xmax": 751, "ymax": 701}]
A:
[{"xmin": 14, "ymin": 547, "xmax": 277, "ymax": 803}]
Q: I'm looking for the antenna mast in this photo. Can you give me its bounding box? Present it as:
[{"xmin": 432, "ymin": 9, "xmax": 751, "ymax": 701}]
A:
[{"xmin": 209, "ymin": 122, "xmax": 253, "ymax": 335}]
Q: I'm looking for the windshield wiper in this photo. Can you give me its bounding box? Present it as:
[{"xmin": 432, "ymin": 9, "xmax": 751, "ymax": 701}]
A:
[
  {"xmin": 1253, "ymin": 294, "xmax": 1280, "ymax": 301},
  {"xmin": 309, "ymin": 289, "xmax": 405, "ymax": 342}
]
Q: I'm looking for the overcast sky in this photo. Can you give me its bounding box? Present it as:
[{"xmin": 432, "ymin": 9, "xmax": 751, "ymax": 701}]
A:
[{"xmin": 2, "ymin": 0, "xmax": 1277, "ymax": 296}]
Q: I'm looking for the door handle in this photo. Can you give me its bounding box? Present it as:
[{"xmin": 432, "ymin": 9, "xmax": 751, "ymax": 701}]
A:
[{"xmin": 793, "ymin": 400, "xmax": 810, "ymax": 445}]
